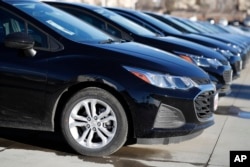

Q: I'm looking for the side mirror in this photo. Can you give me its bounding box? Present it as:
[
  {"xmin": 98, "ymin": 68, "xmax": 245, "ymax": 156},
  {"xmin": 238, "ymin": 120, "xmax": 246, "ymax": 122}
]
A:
[{"xmin": 4, "ymin": 32, "xmax": 36, "ymax": 57}]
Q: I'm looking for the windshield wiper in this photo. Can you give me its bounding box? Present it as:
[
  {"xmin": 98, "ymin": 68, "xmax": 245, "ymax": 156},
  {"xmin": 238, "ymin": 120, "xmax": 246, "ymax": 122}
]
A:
[
  {"xmin": 99, "ymin": 38, "xmax": 129, "ymax": 44},
  {"xmin": 155, "ymin": 33, "xmax": 165, "ymax": 37},
  {"xmin": 99, "ymin": 38, "xmax": 115, "ymax": 44}
]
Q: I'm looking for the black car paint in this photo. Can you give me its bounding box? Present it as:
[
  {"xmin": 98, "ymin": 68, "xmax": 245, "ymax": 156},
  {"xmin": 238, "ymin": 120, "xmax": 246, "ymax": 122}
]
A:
[
  {"xmin": 158, "ymin": 15, "xmax": 249, "ymax": 65},
  {"xmin": 145, "ymin": 12, "xmax": 245, "ymax": 76},
  {"xmin": 107, "ymin": 8, "xmax": 243, "ymax": 76},
  {"xmin": 46, "ymin": 2, "xmax": 232, "ymax": 96},
  {"xmin": 0, "ymin": 0, "xmax": 215, "ymax": 145}
]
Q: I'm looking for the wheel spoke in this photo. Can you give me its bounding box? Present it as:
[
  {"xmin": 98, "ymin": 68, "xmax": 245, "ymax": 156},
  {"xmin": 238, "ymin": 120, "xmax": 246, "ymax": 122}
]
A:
[
  {"xmin": 71, "ymin": 102, "xmax": 82, "ymax": 115},
  {"xmin": 86, "ymin": 130, "xmax": 95, "ymax": 147},
  {"xmin": 96, "ymin": 128, "xmax": 108, "ymax": 144},
  {"xmin": 71, "ymin": 112, "xmax": 87, "ymax": 122},
  {"xmin": 80, "ymin": 101, "xmax": 90, "ymax": 118},
  {"xmin": 69, "ymin": 126, "xmax": 79, "ymax": 139},
  {"xmin": 98, "ymin": 106, "xmax": 112, "ymax": 119},
  {"xmin": 90, "ymin": 100, "xmax": 97, "ymax": 117},
  {"xmin": 69, "ymin": 121, "xmax": 87, "ymax": 129},
  {"xmin": 77, "ymin": 128, "xmax": 91, "ymax": 144},
  {"xmin": 99, "ymin": 126, "xmax": 115, "ymax": 137}
]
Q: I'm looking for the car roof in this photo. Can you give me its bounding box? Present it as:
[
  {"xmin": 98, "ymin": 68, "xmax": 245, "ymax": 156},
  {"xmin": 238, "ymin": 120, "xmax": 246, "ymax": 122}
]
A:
[{"xmin": 45, "ymin": 1, "xmax": 100, "ymax": 9}]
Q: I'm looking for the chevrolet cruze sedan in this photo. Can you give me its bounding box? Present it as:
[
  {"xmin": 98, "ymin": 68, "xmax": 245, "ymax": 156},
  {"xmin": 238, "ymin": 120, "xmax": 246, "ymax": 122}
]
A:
[{"xmin": 0, "ymin": 0, "xmax": 216, "ymax": 157}]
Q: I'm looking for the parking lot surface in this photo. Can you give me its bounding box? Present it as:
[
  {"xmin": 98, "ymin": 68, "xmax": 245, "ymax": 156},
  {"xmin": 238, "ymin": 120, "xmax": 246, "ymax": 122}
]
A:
[{"xmin": 0, "ymin": 63, "xmax": 250, "ymax": 167}]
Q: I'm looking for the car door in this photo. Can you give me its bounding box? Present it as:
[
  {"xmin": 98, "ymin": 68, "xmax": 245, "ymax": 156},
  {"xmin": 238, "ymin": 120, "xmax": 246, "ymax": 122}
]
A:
[{"xmin": 0, "ymin": 8, "xmax": 48, "ymax": 125}]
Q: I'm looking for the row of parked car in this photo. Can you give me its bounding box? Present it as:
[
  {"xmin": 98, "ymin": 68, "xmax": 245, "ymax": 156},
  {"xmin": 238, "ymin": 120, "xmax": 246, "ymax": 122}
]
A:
[{"xmin": 0, "ymin": 0, "xmax": 249, "ymax": 157}]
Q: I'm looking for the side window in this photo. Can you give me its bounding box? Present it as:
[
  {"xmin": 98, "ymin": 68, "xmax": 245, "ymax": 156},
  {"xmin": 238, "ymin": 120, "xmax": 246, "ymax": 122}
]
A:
[
  {"xmin": 0, "ymin": 10, "xmax": 25, "ymax": 43},
  {"xmin": 28, "ymin": 24, "xmax": 48, "ymax": 48},
  {"xmin": 79, "ymin": 14, "xmax": 106, "ymax": 31},
  {"xmin": 0, "ymin": 20, "xmax": 5, "ymax": 43},
  {"xmin": 60, "ymin": 8, "xmax": 106, "ymax": 31},
  {"xmin": 122, "ymin": 15, "xmax": 160, "ymax": 35},
  {"xmin": 0, "ymin": 9, "xmax": 48, "ymax": 48},
  {"xmin": 60, "ymin": 8, "xmax": 123, "ymax": 39},
  {"xmin": 107, "ymin": 24, "xmax": 122, "ymax": 38}
]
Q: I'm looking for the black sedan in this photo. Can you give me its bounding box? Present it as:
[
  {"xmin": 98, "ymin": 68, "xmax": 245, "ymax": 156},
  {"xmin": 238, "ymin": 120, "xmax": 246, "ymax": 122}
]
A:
[
  {"xmin": 0, "ymin": 0, "xmax": 216, "ymax": 157},
  {"xmin": 107, "ymin": 7, "xmax": 243, "ymax": 78},
  {"xmin": 146, "ymin": 13, "xmax": 249, "ymax": 69},
  {"xmin": 46, "ymin": 1, "xmax": 233, "ymax": 96}
]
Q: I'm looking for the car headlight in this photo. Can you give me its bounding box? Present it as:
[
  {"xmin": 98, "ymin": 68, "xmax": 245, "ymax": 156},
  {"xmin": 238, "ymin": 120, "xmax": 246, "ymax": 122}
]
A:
[
  {"xmin": 174, "ymin": 52, "xmax": 222, "ymax": 69},
  {"xmin": 124, "ymin": 66, "xmax": 197, "ymax": 90},
  {"xmin": 216, "ymin": 49, "xmax": 234, "ymax": 59},
  {"xmin": 191, "ymin": 56, "xmax": 222, "ymax": 68},
  {"xmin": 227, "ymin": 43, "xmax": 242, "ymax": 53}
]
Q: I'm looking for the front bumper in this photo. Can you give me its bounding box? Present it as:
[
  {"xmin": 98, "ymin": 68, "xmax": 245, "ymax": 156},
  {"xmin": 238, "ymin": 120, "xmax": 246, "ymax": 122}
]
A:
[
  {"xmin": 229, "ymin": 55, "xmax": 242, "ymax": 78},
  {"xmin": 205, "ymin": 65, "xmax": 232, "ymax": 96},
  {"xmin": 216, "ymin": 83, "xmax": 231, "ymax": 96},
  {"xmin": 129, "ymin": 83, "xmax": 216, "ymax": 140}
]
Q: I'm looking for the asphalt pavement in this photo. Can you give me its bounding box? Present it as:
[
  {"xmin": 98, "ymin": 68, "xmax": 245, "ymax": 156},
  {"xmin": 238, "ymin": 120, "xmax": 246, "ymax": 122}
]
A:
[{"xmin": 0, "ymin": 61, "xmax": 250, "ymax": 167}]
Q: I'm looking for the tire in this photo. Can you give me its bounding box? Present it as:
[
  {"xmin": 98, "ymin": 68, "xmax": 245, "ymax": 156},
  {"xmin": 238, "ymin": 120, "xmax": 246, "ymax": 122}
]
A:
[{"xmin": 61, "ymin": 87, "xmax": 128, "ymax": 156}]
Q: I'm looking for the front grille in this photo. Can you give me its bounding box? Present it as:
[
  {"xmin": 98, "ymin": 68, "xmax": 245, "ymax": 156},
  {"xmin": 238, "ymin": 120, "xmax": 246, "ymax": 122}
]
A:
[
  {"xmin": 223, "ymin": 70, "xmax": 233, "ymax": 84},
  {"xmin": 194, "ymin": 91, "xmax": 214, "ymax": 119},
  {"xmin": 234, "ymin": 60, "xmax": 243, "ymax": 72}
]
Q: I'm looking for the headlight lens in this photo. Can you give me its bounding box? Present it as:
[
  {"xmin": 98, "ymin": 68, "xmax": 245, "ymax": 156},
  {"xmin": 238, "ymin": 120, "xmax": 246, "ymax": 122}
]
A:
[
  {"xmin": 175, "ymin": 52, "xmax": 222, "ymax": 68},
  {"xmin": 124, "ymin": 66, "xmax": 197, "ymax": 90},
  {"xmin": 227, "ymin": 43, "xmax": 242, "ymax": 53},
  {"xmin": 216, "ymin": 49, "xmax": 234, "ymax": 59},
  {"xmin": 191, "ymin": 56, "xmax": 222, "ymax": 68}
]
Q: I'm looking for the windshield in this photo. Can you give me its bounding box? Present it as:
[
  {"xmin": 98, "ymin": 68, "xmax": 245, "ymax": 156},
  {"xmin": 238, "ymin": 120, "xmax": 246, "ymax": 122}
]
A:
[
  {"xmin": 6, "ymin": 1, "xmax": 113, "ymax": 43},
  {"xmin": 163, "ymin": 16, "xmax": 199, "ymax": 33},
  {"xmin": 176, "ymin": 19, "xmax": 212, "ymax": 33},
  {"xmin": 93, "ymin": 8, "xmax": 156, "ymax": 36},
  {"xmin": 135, "ymin": 12, "xmax": 182, "ymax": 35}
]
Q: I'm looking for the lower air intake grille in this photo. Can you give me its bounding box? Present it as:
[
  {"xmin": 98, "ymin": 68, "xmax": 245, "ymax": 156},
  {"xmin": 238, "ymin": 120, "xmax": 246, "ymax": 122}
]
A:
[{"xmin": 194, "ymin": 91, "xmax": 214, "ymax": 119}]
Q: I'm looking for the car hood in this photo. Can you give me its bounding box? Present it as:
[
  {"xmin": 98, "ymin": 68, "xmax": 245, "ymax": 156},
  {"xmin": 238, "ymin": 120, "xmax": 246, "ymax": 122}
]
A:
[
  {"xmin": 176, "ymin": 33, "xmax": 237, "ymax": 51},
  {"xmin": 196, "ymin": 33, "xmax": 249, "ymax": 47},
  {"xmin": 149, "ymin": 36, "xmax": 228, "ymax": 61},
  {"xmin": 89, "ymin": 41, "xmax": 209, "ymax": 78}
]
